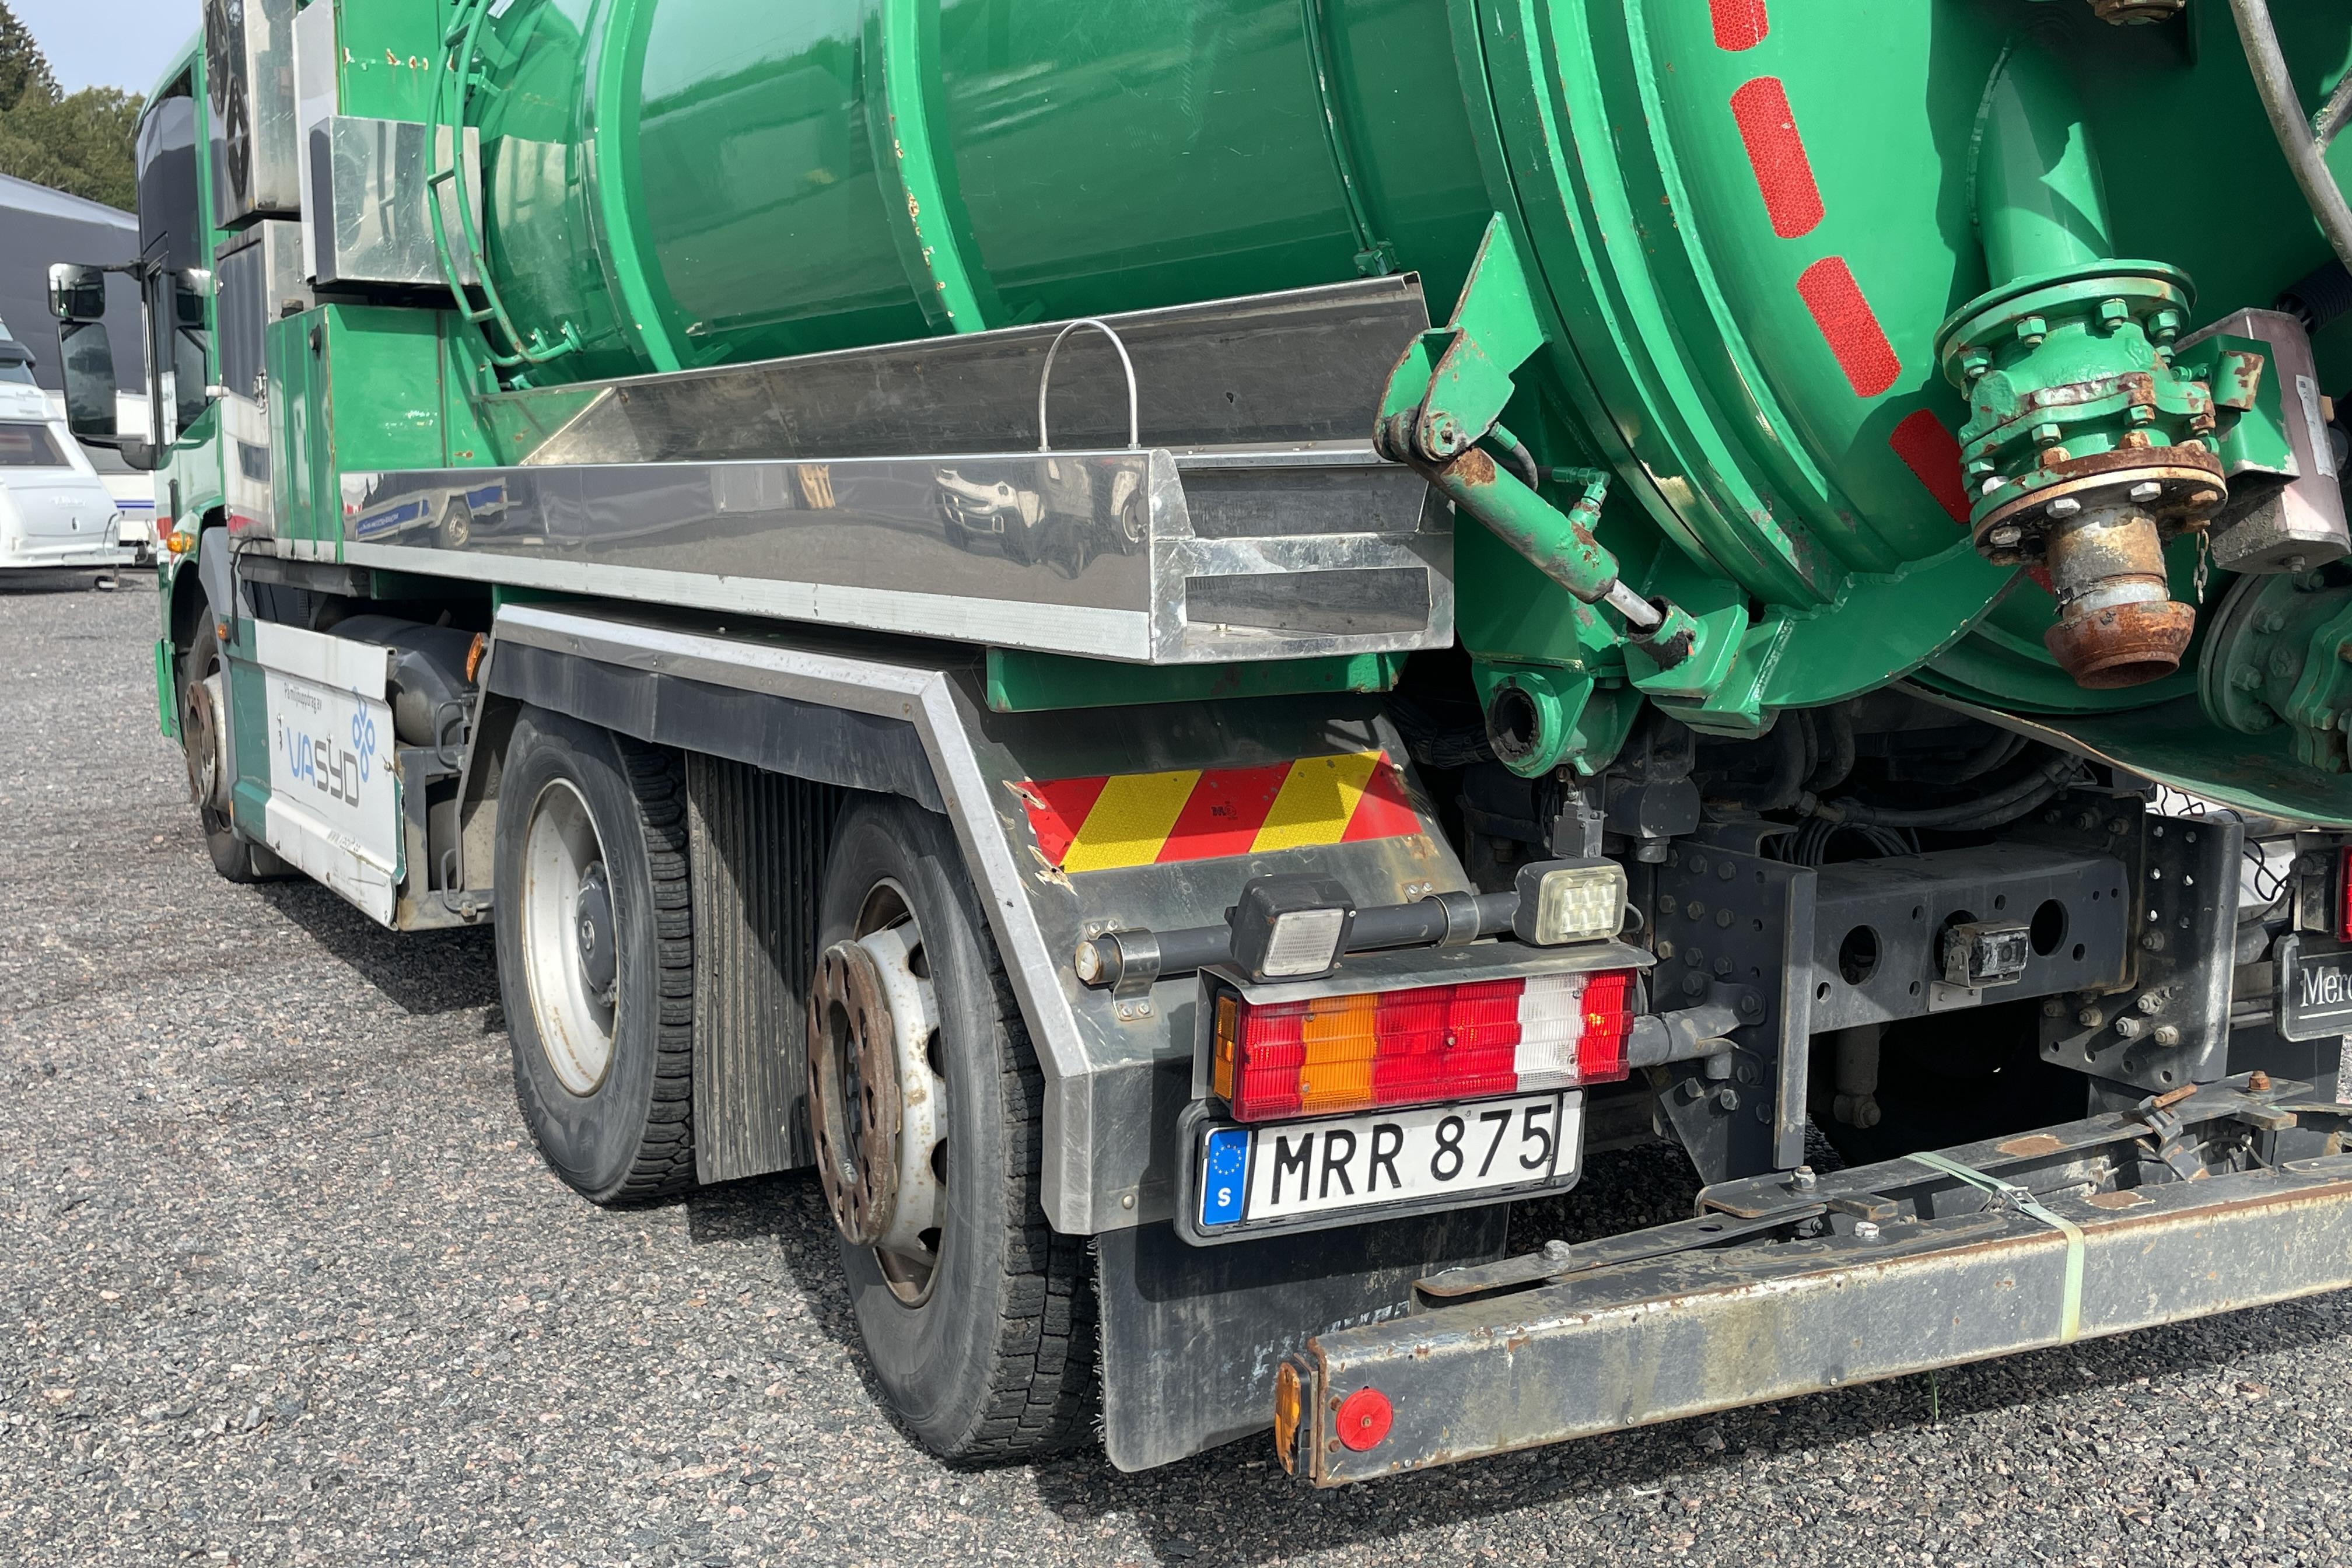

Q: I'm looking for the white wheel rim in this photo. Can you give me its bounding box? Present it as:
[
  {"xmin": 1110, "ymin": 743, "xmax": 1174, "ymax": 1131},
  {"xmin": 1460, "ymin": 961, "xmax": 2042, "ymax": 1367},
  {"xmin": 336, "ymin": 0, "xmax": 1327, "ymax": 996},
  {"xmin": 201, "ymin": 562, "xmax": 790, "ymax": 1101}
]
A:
[{"xmin": 520, "ymin": 778, "xmax": 617, "ymax": 1096}]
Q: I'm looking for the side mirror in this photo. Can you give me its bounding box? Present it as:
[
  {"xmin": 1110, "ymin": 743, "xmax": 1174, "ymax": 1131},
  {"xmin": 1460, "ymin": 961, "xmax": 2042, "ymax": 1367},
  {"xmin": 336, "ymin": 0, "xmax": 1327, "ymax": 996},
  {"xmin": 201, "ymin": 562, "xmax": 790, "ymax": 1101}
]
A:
[
  {"xmin": 57, "ymin": 320, "xmax": 118, "ymax": 439},
  {"xmin": 48, "ymin": 262, "xmax": 109, "ymax": 324},
  {"xmin": 174, "ymin": 270, "xmax": 214, "ymax": 329}
]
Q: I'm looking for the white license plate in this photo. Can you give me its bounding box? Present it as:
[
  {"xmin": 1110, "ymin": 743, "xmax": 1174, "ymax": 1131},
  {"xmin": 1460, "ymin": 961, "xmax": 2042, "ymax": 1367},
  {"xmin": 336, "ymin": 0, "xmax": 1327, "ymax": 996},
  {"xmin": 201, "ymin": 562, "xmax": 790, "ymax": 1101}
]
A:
[{"xmin": 1196, "ymin": 1091, "xmax": 1577, "ymax": 1231}]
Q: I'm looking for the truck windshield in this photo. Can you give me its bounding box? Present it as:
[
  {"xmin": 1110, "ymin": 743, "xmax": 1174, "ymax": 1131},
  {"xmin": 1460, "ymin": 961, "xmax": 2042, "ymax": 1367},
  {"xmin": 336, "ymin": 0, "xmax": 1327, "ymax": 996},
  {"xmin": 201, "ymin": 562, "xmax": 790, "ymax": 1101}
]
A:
[{"xmin": 0, "ymin": 422, "xmax": 68, "ymax": 467}]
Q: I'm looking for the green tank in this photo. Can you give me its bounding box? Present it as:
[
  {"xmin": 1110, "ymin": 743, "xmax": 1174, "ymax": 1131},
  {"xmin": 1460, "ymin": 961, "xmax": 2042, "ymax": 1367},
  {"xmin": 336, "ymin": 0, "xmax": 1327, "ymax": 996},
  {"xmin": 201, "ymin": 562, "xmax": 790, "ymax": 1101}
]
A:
[{"xmin": 449, "ymin": 0, "xmax": 2352, "ymax": 816}]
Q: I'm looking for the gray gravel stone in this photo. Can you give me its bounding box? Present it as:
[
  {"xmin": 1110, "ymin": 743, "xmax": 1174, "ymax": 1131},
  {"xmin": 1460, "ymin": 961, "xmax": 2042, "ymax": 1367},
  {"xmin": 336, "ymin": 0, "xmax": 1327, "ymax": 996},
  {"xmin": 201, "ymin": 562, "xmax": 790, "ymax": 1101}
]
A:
[{"xmin": 5, "ymin": 577, "xmax": 2351, "ymax": 1567}]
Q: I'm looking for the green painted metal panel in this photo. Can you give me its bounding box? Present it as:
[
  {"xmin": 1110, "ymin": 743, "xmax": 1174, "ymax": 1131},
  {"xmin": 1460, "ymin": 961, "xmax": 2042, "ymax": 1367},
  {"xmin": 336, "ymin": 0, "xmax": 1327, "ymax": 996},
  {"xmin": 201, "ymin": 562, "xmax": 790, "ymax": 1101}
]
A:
[{"xmin": 984, "ymin": 649, "xmax": 1404, "ymax": 714}]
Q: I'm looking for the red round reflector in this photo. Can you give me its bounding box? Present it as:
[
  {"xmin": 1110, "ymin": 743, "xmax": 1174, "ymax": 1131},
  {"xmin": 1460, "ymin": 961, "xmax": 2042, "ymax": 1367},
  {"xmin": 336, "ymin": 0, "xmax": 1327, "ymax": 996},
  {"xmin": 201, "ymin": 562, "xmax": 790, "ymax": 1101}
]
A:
[{"xmin": 1335, "ymin": 1386, "xmax": 1393, "ymax": 1451}]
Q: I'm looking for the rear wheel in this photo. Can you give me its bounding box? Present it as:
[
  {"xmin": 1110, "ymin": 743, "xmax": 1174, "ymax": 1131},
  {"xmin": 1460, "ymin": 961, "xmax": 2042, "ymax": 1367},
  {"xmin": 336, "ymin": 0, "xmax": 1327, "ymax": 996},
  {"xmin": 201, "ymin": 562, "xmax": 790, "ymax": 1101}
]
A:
[
  {"xmin": 178, "ymin": 615, "xmax": 290, "ymax": 883},
  {"xmin": 808, "ymin": 799, "xmax": 1096, "ymax": 1460},
  {"xmin": 494, "ymin": 706, "xmax": 696, "ymax": 1204}
]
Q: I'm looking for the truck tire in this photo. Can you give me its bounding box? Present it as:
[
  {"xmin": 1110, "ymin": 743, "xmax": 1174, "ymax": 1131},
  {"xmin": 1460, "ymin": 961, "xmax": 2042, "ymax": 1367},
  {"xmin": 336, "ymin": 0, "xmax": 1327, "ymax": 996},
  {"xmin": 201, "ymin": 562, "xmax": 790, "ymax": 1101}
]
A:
[
  {"xmin": 178, "ymin": 615, "xmax": 292, "ymax": 883},
  {"xmin": 494, "ymin": 706, "xmax": 696, "ymax": 1204},
  {"xmin": 814, "ymin": 799, "xmax": 1096, "ymax": 1461}
]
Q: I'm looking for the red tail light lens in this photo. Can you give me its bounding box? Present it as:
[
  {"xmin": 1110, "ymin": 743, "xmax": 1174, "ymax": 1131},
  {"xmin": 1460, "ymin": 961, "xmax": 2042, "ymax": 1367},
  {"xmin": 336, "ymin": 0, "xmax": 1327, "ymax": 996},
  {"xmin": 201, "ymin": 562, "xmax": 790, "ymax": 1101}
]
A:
[
  {"xmin": 1211, "ymin": 970, "xmax": 1638, "ymax": 1122},
  {"xmin": 2339, "ymin": 848, "xmax": 2352, "ymax": 940}
]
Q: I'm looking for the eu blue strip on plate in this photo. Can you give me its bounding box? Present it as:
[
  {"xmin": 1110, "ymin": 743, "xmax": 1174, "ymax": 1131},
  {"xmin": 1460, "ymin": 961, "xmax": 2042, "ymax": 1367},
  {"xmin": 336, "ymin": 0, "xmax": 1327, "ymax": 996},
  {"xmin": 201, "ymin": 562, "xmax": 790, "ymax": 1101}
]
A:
[{"xmin": 1199, "ymin": 1126, "xmax": 1251, "ymax": 1227}]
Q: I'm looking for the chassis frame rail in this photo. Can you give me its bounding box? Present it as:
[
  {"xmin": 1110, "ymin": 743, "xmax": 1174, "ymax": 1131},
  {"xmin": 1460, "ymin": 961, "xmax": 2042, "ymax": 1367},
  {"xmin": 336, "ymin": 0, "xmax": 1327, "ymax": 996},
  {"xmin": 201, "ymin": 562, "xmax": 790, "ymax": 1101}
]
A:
[{"xmin": 1279, "ymin": 1076, "xmax": 2352, "ymax": 1484}]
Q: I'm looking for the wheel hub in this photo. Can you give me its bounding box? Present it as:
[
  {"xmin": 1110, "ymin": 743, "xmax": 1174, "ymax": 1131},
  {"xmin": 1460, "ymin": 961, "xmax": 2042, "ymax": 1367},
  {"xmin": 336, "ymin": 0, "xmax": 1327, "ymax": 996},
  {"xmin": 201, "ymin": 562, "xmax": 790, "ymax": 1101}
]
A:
[
  {"xmin": 182, "ymin": 671, "xmax": 232, "ymax": 813},
  {"xmin": 573, "ymin": 862, "xmax": 617, "ymax": 1000},
  {"xmin": 808, "ymin": 904, "xmax": 946, "ymax": 1304}
]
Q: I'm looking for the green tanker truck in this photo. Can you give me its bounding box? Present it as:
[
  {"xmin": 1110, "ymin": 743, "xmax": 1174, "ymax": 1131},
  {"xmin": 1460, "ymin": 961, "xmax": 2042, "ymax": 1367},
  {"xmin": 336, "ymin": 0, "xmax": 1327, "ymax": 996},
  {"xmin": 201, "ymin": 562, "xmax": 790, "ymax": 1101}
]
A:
[{"xmin": 46, "ymin": 0, "xmax": 2352, "ymax": 1480}]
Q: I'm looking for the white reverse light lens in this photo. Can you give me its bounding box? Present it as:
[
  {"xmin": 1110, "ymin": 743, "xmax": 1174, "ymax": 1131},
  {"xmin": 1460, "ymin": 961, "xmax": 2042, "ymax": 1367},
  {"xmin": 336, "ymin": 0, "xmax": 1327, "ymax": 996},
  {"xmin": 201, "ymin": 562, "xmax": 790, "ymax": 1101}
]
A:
[
  {"xmin": 1529, "ymin": 863, "xmax": 1627, "ymax": 945},
  {"xmin": 1260, "ymin": 906, "xmax": 1349, "ymax": 977}
]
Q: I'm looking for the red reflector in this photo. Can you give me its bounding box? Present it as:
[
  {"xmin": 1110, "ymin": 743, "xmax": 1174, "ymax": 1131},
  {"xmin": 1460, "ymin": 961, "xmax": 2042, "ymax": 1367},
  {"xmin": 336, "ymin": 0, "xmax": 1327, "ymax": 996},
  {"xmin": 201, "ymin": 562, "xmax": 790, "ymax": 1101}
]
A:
[
  {"xmin": 1335, "ymin": 1387, "xmax": 1392, "ymax": 1451},
  {"xmin": 1213, "ymin": 970, "xmax": 1640, "ymax": 1122},
  {"xmin": 2339, "ymin": 848, "xmax": 2352, "ymax": 942}
]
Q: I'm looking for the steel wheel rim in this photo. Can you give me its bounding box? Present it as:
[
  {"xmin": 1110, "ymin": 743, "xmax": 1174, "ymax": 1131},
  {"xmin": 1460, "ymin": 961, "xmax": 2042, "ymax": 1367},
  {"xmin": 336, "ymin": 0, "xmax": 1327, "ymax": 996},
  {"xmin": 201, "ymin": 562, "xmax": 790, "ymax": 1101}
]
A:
[
  {"xmin": 519, "ymin": 777, "xmax": 618, "ymax": 1096},
  {"xmin": 849, "ymin": 881, "xmax": 947, "ymax": 1308}
]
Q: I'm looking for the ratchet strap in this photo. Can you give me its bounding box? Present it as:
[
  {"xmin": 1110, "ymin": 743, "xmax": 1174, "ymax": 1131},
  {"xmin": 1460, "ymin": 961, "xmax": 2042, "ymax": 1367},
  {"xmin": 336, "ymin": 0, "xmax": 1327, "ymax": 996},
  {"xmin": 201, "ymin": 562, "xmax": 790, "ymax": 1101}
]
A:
[{"xmin": 1906, "ymin": 1150, "xmax": 2085, "ymax": 1343}]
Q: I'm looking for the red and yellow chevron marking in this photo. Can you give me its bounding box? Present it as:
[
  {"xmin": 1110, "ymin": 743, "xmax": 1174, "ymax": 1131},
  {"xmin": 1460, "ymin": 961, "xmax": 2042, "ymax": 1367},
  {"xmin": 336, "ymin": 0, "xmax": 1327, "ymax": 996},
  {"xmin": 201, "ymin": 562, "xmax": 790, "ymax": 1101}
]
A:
[{"xmin": 1019, "ymin": 751, "xmax": 1422, "ymax": 874}]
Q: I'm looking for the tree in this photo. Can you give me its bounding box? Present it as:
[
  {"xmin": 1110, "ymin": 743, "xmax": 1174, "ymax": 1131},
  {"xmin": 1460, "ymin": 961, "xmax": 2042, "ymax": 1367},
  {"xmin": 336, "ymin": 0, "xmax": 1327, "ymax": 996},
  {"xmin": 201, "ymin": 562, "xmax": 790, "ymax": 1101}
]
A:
[
  {"xmin": 0, "ymin": 2, "xmax": 56, "ymax": 114},
  {"xmin": 0, "ymin": 3, "xmax": 140, "ymax": 212}
]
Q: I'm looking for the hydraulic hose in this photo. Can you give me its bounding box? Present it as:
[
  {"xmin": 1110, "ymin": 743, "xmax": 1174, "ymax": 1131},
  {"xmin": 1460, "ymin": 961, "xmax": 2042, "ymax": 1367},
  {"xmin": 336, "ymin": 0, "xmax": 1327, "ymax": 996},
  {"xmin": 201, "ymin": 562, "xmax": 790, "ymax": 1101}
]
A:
[
  {"xmin": 1803, "ymin": 706, "xmax": 1856, "ymax": 796},
  {"xmin": 1811, "ymin": 753, "xmax": 2081, "ymax": 830},
  {"xmin": 1702, "ymin": 717, "xmax": 1811, "ymax": 814}
]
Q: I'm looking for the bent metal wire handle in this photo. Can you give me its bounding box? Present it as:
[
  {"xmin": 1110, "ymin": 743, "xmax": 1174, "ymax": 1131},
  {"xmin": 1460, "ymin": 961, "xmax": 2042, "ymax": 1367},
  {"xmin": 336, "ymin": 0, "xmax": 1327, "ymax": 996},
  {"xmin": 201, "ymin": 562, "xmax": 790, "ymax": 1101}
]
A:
[
  {"xmin": 2227, "ymin": 0, "xmax": 2352, "ymax": 272},
  {"xmin": 1036, "ymin": 318, "xmax": 1141, "ymax": 452}
]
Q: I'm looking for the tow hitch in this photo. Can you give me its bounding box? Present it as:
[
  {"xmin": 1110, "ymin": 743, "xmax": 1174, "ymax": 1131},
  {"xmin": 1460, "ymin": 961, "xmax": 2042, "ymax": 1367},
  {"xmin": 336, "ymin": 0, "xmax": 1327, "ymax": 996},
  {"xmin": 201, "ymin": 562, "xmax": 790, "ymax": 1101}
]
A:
[{"xmin": 1275, "ymin": 1074, "xmax": 2352, "ymax": 1483}]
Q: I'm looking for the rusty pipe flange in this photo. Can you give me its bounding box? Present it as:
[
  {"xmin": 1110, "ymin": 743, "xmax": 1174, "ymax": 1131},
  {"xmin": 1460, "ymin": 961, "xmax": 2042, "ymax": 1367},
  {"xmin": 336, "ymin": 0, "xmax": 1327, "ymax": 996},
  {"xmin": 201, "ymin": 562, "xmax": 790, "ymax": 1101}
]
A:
[
  {"xmin": 2044, "ymin": 597, "xmax": 2198, "ymax": 688},
  {"xmin": 807, "ymin": 939, "xmax": 902, "ymax": 1250},
  {"xmin": 1973, "ymin": 445, "xmax": 2226, "ymax": 566}
]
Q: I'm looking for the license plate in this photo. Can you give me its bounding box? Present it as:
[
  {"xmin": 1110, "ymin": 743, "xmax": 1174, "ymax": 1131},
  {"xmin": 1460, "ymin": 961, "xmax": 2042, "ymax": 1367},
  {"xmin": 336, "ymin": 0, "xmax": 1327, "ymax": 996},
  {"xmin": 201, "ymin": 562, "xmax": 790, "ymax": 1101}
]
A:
[
  {"xmin": 1195, "ymin": 1092, "xmax": 1576, "ymax": 1233},
  {"xmin": 2277, "ymin": 934, "xmax": 2352, "ymax": 1042}
]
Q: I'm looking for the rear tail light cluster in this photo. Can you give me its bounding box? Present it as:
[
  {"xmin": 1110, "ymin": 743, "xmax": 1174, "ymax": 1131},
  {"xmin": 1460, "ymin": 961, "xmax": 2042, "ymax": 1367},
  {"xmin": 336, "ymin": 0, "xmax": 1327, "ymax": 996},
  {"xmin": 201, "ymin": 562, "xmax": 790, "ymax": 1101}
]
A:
[{"xmin": 1211, "ymin": 971, "xmax": 1636, "ymax": 1122}]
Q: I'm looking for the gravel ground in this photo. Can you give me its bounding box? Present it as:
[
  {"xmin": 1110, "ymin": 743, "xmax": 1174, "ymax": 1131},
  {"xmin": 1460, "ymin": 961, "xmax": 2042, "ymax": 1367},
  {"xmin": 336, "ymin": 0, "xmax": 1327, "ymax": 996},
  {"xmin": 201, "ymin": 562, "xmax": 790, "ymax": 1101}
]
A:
[{"xmin": 5, "ymin": 576, "xmax": 2352, "ymax": 1568}]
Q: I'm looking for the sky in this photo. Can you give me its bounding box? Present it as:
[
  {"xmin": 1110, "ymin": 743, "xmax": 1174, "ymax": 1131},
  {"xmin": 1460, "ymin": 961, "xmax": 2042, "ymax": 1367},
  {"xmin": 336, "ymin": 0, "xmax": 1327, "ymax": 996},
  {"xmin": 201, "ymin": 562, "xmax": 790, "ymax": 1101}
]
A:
[{"xmin": 12, "ymin": 0, "xmax": 194, "ymax": 96}]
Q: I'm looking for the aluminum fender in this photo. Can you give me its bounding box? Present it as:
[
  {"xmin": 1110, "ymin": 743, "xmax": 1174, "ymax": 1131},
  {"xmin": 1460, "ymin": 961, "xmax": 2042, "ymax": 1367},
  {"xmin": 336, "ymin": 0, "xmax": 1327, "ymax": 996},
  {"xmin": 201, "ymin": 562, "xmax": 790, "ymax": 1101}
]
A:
[{"xmin": 482, "ymin": 604, "xmax": 1469, "ymax": 1233}]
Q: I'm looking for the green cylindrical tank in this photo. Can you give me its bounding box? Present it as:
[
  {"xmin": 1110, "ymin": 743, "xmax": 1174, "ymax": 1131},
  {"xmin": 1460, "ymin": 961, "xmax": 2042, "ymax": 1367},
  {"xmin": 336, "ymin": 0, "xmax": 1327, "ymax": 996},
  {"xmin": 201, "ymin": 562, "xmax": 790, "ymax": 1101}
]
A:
[{"xmin": 460, "ymin": 0, "xmax": 2352, "ymax": 778}]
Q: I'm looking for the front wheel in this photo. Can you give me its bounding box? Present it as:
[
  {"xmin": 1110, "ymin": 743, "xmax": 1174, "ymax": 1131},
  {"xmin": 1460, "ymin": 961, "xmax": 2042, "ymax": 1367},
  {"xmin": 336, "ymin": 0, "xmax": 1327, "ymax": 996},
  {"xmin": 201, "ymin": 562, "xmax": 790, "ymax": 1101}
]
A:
[
  {"xmin": 178, "ymin": 615, "xmax": 290, "ymax": 883},
  {"xmin": 808, "ymin": 799, "xmax": 1096, "ymax": 1461}
]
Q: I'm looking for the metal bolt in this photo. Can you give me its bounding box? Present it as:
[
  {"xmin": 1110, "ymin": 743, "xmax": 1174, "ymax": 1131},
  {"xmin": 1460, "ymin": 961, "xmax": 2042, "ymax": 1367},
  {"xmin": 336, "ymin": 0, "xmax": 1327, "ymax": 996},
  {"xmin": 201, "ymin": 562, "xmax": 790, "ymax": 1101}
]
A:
[
  {"xmin": 2248, "ymin": 1069, "xmax": 2272, "ymax": 1093},
  {"xmin": 2078, "ymin": 1006, "xmax": 2105, "ymax": 1028},
  {"xmin": 2127, "ymin": 481, "xmax": 2163, "ymax": 503},
  {"xmin": 1716, "ymin": 909, "xmax": 1734, "ymax": 928},
  {"xmin": 2073, "ymin": 811, "xmax": 2100, "ymax": 831},
  {"xmin": 1737, "ymin": 993, "xmax": 1765, "ymax": 1020},
  {"xmin": 1682, "ymin": 972, "xmax": 1707, "ymax": 998},
  {"xmin": 2151, "ymin": 307, "xmax": 2182, "ymax": 344},
  {"xmin": 1656, "ymin": 938, "xmax": 1676, "ymax": 960},
  {"xmin": 1853, "ymin": 1220, "xmax": 1881, "ymax": 1242},
  {"xmin": 2151, "ymin": 1025, "xmax": 2182, "ymax": 1048},
  {"xmin": 2257, "ymin": 610, "xmax": 2287, "ymax": 634},
  {"xmin": 2042, "ymin": 999, "xmax": 2067, "ymax": 1019},
  {"xmin": 2136, "ymin": 990, "xmax": 2166, "ymax": 1014},
  {"xmin": 1542, "ymin": 1238, "xmax": 1573, "ymax": 1264},
  {"xmin": 2127, "ymin": 403, "xmax": 2156, "ymax": 425},
  {"xmin": 2048, "ymin": 496, "xmax": 2083, "ymax": 520},
  {"xmin": 2232, "ymin": 667, "xmax": 2263, "ymax": 692},
  {"xmin": 1121, "ymin": 1192, "xmax": 1136, "ymax": 1210},
  {"xmin": 1680, "ymin": 1079, "xmax": 1706, "ymax": 1102},
  {"xmin": 2016, "ymin": 316, "xmax": 2049, "ymax": 346},
  {"xmin": 2096, "ymin": 298, "xmax": 2131, "ymax": 331},
  {"xmin": 1791, "ymin": 1165, "xmax": 1818, "ymax": 1191},
  {"xmin": 1713, "ymin": 1087, "xmax": 1741, "ymax": 1112},
  {"xmin": 2141, "ymin": 931, "xmax": 2166, "ymax": 953},
  {"xmin": 2115, "ymin": 1016, "xmax": 2144, "ymax": 1040},
  {"xmin": 1988, "ymin": 524, "xmax": 2023, "ymax": 548},
  {"xmin": 1714, "ymin": 957, "xmax": 1735, "ymax": 978},
  {"xmin": 2031, "ymin": 422, "xmax": 2065, "ymax": 446}
]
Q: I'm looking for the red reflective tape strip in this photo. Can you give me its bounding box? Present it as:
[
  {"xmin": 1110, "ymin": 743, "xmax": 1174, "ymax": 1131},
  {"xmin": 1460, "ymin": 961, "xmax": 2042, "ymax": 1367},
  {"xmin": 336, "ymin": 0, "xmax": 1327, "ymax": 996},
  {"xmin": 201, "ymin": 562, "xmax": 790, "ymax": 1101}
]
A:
[
  {"xmin": 1888, "ymin": 410, "xmax": 1972, "ymax": 527},
  {"xmin": 1020, "ymin": 775, "xmax": 1108, "ymax": 869},
  {"xmin": 1729, "ymin": 78, "xmax": 1822, "ymax": 239},
  {"xmin": 1156, "ymin": 761, "xmax": 1292, "ymax": 864},
  {"xmin": 1797, "ymin": 257, "xmax": 1902, "ymax": 399},
  {"xmin": 1341, "ymin": 757, "xmax": 1422, "ymax": 843},
  {"xmin": 1710, "ymin": 0, "xmax": 1769, "ymax": 51}
]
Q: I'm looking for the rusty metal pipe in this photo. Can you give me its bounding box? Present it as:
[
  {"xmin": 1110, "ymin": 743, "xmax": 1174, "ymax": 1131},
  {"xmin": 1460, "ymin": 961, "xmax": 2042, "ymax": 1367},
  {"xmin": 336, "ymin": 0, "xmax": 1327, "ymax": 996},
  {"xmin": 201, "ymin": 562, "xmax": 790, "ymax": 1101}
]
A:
[{"xmin": 2041, "ymin": 502, "xmax": 2196, "ymax": 687}]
